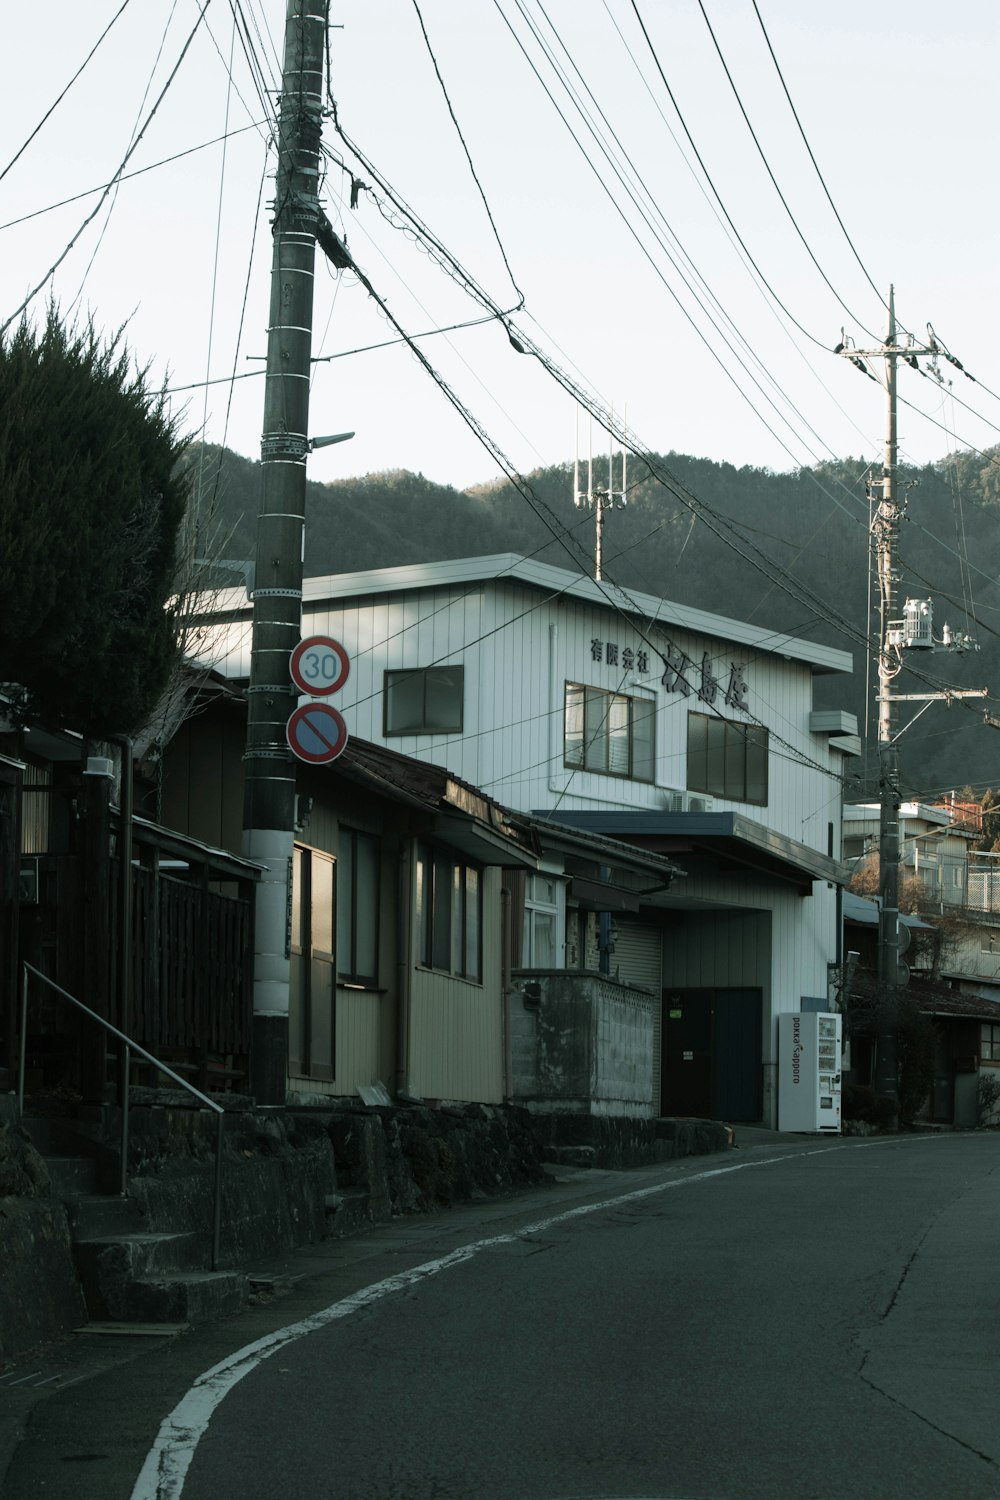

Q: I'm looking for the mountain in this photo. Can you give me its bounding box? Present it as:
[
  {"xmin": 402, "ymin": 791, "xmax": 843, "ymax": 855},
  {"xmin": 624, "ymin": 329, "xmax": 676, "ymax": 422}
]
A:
[{"xmin": 177, "ymin": 443, "xmax": 1000, "ymax": 801}]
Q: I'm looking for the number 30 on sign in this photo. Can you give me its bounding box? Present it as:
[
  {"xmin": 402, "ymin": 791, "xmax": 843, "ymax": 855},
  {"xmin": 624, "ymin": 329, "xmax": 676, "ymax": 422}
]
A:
[{"xmin": 289, "ymin": 636, "xmax": 350, "ymax": 696}]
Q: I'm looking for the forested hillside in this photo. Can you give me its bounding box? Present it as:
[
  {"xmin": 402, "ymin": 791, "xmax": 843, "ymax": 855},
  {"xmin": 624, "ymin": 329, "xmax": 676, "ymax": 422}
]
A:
[{"xmin": 178, "ymin": 443, "xmax": 1000, "ymax": 800}]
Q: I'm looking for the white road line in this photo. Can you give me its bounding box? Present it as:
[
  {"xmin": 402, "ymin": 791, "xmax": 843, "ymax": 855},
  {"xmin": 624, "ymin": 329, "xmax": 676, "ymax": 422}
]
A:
[{"xmin": 128, "ymin": 1138, "xmax": 920, "ymax": 1499}]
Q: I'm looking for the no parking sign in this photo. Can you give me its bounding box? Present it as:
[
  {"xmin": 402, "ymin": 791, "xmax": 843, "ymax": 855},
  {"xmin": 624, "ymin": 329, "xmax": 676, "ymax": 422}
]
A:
[{"xmin": 286, "ymin": 702, "xmax": 349, "ymax": 764}]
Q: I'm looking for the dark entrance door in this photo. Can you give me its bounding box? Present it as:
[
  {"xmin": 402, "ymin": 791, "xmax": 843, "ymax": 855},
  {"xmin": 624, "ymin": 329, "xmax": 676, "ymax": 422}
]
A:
[{"xmin": 662, "ymin": 987, "xmax": 762, "ymax": 1121}]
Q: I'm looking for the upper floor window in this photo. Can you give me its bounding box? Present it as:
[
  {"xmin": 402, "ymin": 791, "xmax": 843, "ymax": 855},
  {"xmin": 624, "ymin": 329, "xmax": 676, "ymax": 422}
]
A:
[
  {"xmin": 384, "ymin": 667, "xmax": 464, "ymax": 735},
  {"xmin": 687, "ymin": 712, "xmax": 768, "ymax": 805},
  {"xmin": 337, "ymin": 827, "xmax": 380, "ymax": 985},
  {"xmin": 415, "ymin": 842, "xmax": 482, "ymax": 981},
  {"xmin": 564, "ymin": 683, "xmax": 654, "ymax": 782}
]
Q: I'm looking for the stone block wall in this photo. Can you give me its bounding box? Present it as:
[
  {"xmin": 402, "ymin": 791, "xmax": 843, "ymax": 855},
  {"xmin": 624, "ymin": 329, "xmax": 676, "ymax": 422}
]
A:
[{"xmin": 0, "ymin": 1102, "xmax": 86, "ymax": 1362}]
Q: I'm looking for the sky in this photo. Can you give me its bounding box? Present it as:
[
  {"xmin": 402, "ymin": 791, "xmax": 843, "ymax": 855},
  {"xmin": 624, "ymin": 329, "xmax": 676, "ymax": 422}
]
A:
[{"xmin": 2, "ymin": 1, "xmax": 999, "ymax": 497}]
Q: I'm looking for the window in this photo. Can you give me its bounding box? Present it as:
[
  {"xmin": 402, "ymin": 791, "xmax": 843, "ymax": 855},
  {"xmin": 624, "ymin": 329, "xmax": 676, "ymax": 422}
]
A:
[
  {"xmin": 564, "ymin": 683, "xmax": 654, "ymax": 782},
  {"xmin": 337, "ymin": 828, "xmax": 380, "ymax": 984},
  {"xmin": 290, "ymin": 846, "xmax": 336, "ymax": 1079},
  {"xmin": 981, "ymin": 1022, "xmax": 1000, "ymax": 1062},
  {"xmin": 523, "ymin": 873, "xmax": 563, "ymax": 967},
  {"xmin": 21, "ymin": 760, "xmax": 51, "ymax": 854},
  {"xmin": 687, "ymin": 712, "xmax": 768, "ymax": 805},
  {"xmin": 384, "ymin": 667, "xmax": 464, "ymax": 735},
  {"xmin": 415, "ymin": 843, "xmax": 482, "ymax": 980}
]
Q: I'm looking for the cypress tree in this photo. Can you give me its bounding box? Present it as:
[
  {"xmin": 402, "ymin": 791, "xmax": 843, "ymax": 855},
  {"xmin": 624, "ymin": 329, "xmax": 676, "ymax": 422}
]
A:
[{"xmin": 0, "ymin": 308, "xmax": 188, "ymax": 735}]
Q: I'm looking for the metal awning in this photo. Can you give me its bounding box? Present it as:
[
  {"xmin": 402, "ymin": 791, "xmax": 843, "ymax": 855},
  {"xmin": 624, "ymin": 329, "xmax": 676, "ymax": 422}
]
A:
[
  {"xmin": 535, "ymin": 809, "xmax": 848, "ymax": 892},
  {"xmin": 434, "ymin": 813, "xmax": 539, "ymax": 870}
]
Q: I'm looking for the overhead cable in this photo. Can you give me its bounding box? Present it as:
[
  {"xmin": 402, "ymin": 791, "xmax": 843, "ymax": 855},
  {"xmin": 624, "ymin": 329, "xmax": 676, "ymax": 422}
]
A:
[{"xmin": 1, "ymin": 0, "xmax": 215, "ymax": 336}]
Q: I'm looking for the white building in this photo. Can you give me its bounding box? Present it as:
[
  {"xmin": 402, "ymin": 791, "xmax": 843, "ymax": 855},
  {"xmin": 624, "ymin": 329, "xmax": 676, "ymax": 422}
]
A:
[{"xmin": 201, "ymin": 553, "xmax": 859, "ymax": 1127}]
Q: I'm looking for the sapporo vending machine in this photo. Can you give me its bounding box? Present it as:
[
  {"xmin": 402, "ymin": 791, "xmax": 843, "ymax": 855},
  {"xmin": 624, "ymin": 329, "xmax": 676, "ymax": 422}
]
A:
[{"xmin": 778, "ymin": 1012, "xmax": 842, "ymax": 1132}]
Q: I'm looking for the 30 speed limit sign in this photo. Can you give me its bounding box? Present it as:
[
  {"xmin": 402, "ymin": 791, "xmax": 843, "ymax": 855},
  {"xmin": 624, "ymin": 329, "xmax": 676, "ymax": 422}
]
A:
[{"xmin": 289, "ymin": 636, "xmax": 350, "ymax": 696}]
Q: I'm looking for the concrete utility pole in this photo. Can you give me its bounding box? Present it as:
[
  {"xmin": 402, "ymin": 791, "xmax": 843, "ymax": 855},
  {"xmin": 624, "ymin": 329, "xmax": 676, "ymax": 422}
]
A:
[
  {"xmin": 839, "ymin": 288, "xmax": 985, "ymax": 1123},
  {"xmin": 243, "ymin": 0, "xmax": 330, "ymax": 1105}
]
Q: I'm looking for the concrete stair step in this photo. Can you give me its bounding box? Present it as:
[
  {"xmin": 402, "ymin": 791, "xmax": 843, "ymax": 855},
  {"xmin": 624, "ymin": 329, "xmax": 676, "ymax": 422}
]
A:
[
  {"xmin": 123, "ymin": 1271, "xmax": 248, "ymax": 1326},
  {"xmin": 66, "ymin": 1193, "xmax": 145, "ymax": 1238},
  {"xmin": 44, "ymin": 1154, "xmax": 99, "ymax": 1197},
  {"xmin": 73, "ymin": 1231, "xmax": 205, "ymax": 1320},
  {"xmin": 21, "ymin": 1114, "xmax": 106, "ymax": 1154}
]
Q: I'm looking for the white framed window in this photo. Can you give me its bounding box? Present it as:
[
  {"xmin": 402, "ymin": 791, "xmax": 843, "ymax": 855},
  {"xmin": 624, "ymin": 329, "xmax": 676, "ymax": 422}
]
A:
[
  {"xmin": 564, "ymin": 683, "xmax": 654, "ymax": 782},
  {"xmin": 523, "ymin": 873, "xmax": 564, "ymax": 968}
]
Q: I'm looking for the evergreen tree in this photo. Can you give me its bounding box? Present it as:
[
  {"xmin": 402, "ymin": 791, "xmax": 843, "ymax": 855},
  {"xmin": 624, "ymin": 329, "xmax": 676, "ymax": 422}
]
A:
[{"xmin": 0, "ymin": 309, "xmax": 189, "ymax": 734}]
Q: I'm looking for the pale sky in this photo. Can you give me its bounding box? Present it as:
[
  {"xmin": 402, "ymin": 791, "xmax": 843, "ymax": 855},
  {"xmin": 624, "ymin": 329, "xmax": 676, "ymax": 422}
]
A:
[{"xmin": 2, "ymin": 1, "xmax": 998, "ymax": 495}]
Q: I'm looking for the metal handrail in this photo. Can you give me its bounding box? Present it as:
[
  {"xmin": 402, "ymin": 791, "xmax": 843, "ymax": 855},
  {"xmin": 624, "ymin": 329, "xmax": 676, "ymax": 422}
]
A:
[{"xmin": 18, "ymin": 961, "xmax": 225, "ymax": 1271}]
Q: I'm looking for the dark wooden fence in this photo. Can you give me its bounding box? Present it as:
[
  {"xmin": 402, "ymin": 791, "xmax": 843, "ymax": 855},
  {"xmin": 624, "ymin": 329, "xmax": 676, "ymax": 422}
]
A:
[{"xmin": 12, "ymin": 809, "xmax": 258, "ymax": 1097}]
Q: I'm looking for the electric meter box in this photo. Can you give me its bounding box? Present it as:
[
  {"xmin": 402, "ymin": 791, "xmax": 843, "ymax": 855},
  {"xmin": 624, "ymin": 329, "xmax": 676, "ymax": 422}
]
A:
[{"xmin": 778, "ymin": 1012, "xmax": 842, "ymax": 1133}]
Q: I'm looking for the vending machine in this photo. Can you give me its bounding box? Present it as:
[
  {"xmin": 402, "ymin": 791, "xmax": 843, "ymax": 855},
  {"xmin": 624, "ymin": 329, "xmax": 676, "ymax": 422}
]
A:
[{"xmin": 778, "ymin": 1012, "xmax": 842, "ymax": 1132}]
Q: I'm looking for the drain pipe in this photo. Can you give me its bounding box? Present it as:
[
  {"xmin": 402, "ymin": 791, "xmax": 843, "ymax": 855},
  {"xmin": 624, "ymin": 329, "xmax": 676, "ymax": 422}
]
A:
[
  {"xmin": 109, "ymin": 735, "xmax": 133, "ymax": 1039},
  {"xmin": 501, "ymin": 882, "xmax": 513, "ymax": 1101},
  {"xmin": 395, "ymin": 840, "xmax": 413, "ymax": 1098}
]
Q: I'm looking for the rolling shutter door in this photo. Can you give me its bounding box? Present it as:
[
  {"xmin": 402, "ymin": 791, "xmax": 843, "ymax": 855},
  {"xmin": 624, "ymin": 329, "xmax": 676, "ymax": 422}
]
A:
[{"xmin": 613, "ymin": 921, "xmax": 664, "ymax": 1114}]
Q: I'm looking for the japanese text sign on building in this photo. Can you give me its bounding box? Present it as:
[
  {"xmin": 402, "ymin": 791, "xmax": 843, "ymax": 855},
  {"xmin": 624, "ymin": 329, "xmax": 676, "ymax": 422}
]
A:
[
  {"xmin": 660, "ymin": 643, "xmax": 750, "ymax": 714},
  {"xmin": 590, "ymin": 639, "xmax": 649, "ymax": 673}
]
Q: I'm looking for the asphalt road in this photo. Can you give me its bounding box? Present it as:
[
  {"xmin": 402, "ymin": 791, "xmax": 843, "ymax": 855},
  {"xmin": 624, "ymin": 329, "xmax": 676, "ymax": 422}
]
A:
[{"xmin": 5, "ymin": 1132, "xmax": 1000, "ymax": 1500}]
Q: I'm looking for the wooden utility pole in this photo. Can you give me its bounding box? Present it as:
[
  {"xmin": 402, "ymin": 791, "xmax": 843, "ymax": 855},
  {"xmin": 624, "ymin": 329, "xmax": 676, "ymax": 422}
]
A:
[{"xmin": 243, "ymin": 0, "xmax": 330, "ymax": 1104}]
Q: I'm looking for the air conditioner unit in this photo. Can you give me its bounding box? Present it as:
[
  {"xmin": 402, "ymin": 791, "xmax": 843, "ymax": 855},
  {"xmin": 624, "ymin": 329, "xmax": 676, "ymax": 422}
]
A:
[{"xmin": 664, "ymin": 790, "xmax": 714, "ymax": 813}]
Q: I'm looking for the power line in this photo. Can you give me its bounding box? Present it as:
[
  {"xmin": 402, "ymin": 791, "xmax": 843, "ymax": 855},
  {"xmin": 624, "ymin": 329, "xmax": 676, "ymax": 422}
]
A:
[
  {"xmin": 696, "ymin": 0, "xmax": 878, "ymax": 341},
  {"xmin": 0, "ymin": 0, "xmax": 135, "ymax": 186},
  {"xmin": 517, "ymin": 0, "xmax": 850, "ymax": 468},
  {"xmin": 750, "ymin": 0, "xmax": 884, "ymax": 310},
  {"xmin": 626, "ymin": 0, "xmax": 829, "ymax": 353},
  {"xmin": 410, "ymin": 0, "xmax": 525, "ymax": 311},
  {"xmin": 0, "ymin": 121, "xmax": 269, "ymax": 234},
  {"xmin": 1, "ymin": 0, "xmax": 215, "ymax": 336}
]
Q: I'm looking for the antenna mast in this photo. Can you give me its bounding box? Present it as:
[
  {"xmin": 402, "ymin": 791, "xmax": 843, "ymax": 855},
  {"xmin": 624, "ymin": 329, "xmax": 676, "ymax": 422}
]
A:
[{"xmin": 573, "ymin": 404, "xmax": 627, "ymax": 580}]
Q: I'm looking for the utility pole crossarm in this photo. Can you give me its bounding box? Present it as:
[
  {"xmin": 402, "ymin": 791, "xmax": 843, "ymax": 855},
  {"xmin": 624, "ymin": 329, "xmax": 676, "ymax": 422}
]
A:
[{"xmin": 886, "ymin": 689, "xmax": 988, "ymax": 702}]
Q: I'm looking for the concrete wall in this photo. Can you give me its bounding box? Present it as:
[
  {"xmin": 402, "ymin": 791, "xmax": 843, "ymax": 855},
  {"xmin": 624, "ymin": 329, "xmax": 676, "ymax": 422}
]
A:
[{"xmin": 511, "ymin": 970, "xmax": 656, "ymax": 1117}]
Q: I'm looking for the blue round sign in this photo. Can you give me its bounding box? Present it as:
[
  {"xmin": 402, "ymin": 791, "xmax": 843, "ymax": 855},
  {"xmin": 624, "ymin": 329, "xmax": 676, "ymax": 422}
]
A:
[{"xmin": 286, "ymin": 703, "xmax": 349, "ymax": 764}]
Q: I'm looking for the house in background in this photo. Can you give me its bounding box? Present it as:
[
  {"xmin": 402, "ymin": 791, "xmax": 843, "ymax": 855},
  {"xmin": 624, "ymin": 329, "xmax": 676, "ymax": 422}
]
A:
[
  {"xmin": 843, "ymin": 889, "xmax": 1000, "ymax": 1127},
  {"xmin": 193, "ymin": 552, "xmax": 858, "ymax": 1127},
  {"xmin": 844, "ymin": 800, "xmax": 976, "ymax": 910}
]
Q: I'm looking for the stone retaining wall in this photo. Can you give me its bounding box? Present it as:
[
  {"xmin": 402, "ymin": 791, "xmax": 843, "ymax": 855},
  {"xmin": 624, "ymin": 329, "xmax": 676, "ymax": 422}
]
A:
[{"xmin": 0, "ymin": 1102, "xmax": 86, "ymax": 1363}]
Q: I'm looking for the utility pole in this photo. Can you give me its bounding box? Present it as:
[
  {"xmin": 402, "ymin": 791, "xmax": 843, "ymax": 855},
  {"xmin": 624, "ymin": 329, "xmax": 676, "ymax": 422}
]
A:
[
  {"xmin": 839, "ymin": 287, "xmax": 985, "ymax": 1124},
  {"xmin": 573, "ymin": 407, "xmax": 627, "ymax": 580},
  {"xmin": 243, "ymin": 0, "xmax": 330, "ymax": 1105}
]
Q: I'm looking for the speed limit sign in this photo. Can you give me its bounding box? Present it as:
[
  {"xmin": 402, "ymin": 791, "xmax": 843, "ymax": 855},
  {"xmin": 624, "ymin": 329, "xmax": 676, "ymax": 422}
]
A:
[{"xmin": 290, "ymin": 636, "xmax": 350, "ymax": 696}]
